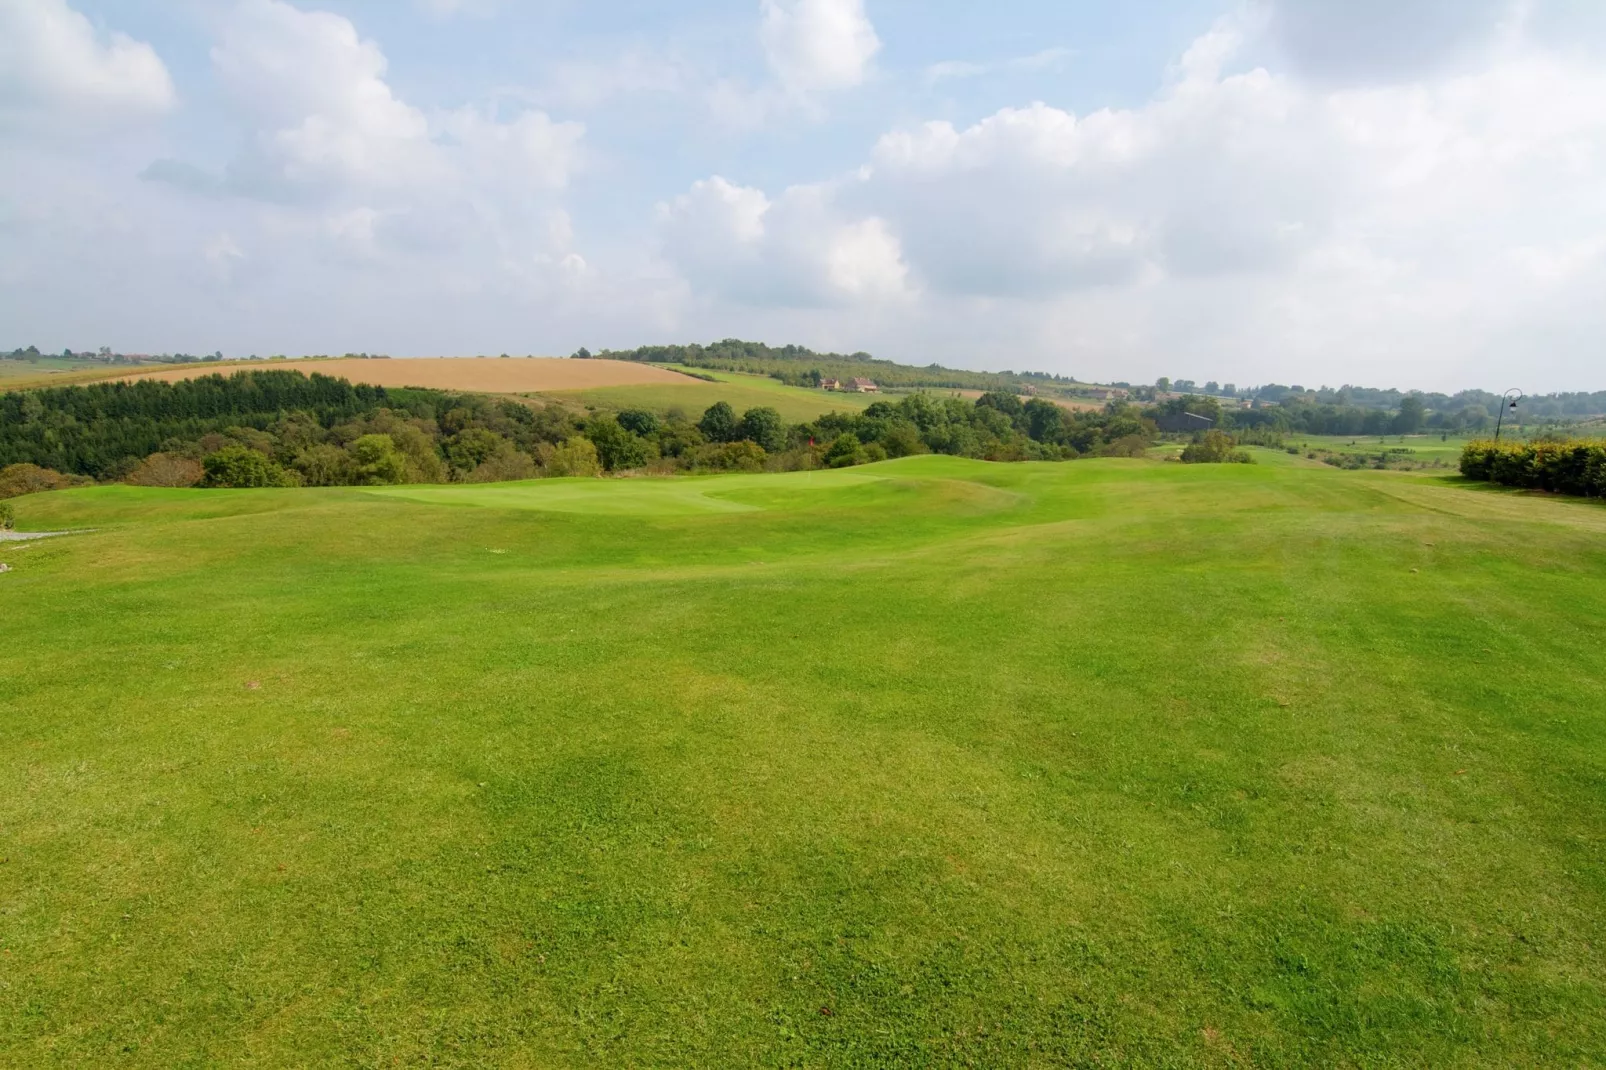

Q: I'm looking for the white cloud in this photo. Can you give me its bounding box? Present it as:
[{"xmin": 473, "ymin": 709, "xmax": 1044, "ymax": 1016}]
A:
[
  {"xmin": 924, "ymin": 47, "xmax": 1075, "ymax": 86},
  {"xmin": 658, "ymin": 176, "xmax": 909, "ymax": 306},
  {"xmin": 760, "ymin": 0, "xmax": 880, "ymax": 95},
  {"xmin": 212, "ymin": 0, "xmax": 441, "ymax": 193},
  {"xmin": 0, "ymin": 0, "xmax": 175, "ymax": 127},
  {"xmin": 183, "ymin": 0, "xmax": 584, "ymax": 255},
  {"xmin": 665, "ymin": 10, "xmax": 1606, "ymax": 389}
]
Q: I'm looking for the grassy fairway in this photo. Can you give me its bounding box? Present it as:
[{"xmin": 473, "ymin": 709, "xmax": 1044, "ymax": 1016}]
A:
[
  {"xmin": 545, "ymin": 366, "xmax": 880, "ymax": 422},
  {"xmin": 2, "ymin": 458, "xmax": 1605, "ymax": 1066}
]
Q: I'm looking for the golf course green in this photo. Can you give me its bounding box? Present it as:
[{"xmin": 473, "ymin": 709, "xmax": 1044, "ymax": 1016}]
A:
[{"xmin": 2, "ymin": 455, "xmax": 1604, "ymax": 1065}]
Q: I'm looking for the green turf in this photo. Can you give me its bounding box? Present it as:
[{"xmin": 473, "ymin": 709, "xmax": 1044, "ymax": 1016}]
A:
[
  {"xmin": 544, "ymin": 366, "xmax": 881, "ymax": 423},
  {"xmin": 3, "ymin": 457, "xmax": 1605, "ymax": 1066}
]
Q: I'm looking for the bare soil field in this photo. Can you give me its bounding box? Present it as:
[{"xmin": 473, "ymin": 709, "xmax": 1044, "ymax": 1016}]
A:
[{"xmin": 105, "ymin": 358, "xmax": 694, "ymax": 394}]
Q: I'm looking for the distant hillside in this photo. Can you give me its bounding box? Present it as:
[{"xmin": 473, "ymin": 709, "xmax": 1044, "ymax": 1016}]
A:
[{"xmin": 586, "ymin": 339, "xmax": 1079, "ymax": 394}]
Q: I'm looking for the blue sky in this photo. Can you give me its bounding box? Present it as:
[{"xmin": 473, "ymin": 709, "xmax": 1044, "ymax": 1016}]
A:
[{"xmin": 3, "ymin": 0, "xmax": 1605, "ymax": 391}]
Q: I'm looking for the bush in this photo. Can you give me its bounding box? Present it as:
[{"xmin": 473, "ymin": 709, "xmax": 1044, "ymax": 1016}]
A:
[
  {"xmin": 1100, "ymin": 435, "xmax": 1151, "ymax": 458},
  {"xmin": 0, "ymin": 463, "xmax": 81, "ymax": 498},
  {"xmin": 126, "ymin": 453, "xmax": 203, "ymax": 488},
  {"xmin": 824, "ymin": 433, "xmax": 866, "ymax": 468},
  {"xmin": 738, "ymin": 407, "xmax": 786, "ymax": 453},
  {"xmin": 877, "ymin": 422, "xmax": 927, "ymax": 458},
  {"xmin": 467, "ymin": 451, "xmax": 538, "ymax": 483},
  {"xmin": 617, "ymin": 409, "xmax": 660, "ymax": 437},
  {"xmin": 1180, "ymin": 431, "xmax": 1254, "ymax": 465},
  {"xmin": 541, "ymin": 437, "xmax": 602, "ymax": 478},
  {"xmin": 0, "ymin": 500, "xmax": 13, "ymax": 530},
  {"xmin": 349, "ymin": 434, "xmax": 410, "ymax": 486},
  {"xmin": 689, "ymin": 441, "xmax": 767, "ymax": 472},
  {"xmin": 1460, "ymin": 439, "xmax": 1606, "ymax": 497},
  {"xmin": 201, "ymin": 446, "xmax": 295, "ymax": 488},
  {"xmin": 586, "ymin": 415, "xmax": 654, "ymax": 471},
  {"xmin": 698, "ymin": 402, "xmax": 740, "ymax": 443},
  {"xmin": 292, "ymin": 444, "xmax": 353, "ymax": 487}
]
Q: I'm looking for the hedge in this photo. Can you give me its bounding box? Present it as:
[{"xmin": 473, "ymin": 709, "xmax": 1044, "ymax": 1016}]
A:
[{"xmin": 1460, "ymin": 440, "xmax": 1606, "ymax": 498}]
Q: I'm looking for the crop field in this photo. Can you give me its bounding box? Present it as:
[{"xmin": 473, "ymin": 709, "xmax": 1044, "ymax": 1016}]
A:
[
  {"xmin": 545, "ymin": 366, "xmax": 880, "ymax": 422},
  {"xmin": 0, "ymin": 360, "xmax": 75, "ymax": 381},
  {"xmin": 0, "ymin": 360, "xmax": 134, "ymax": 389},
  {"xmin": 80, "ymin": 359, "xmax": 871, "ymax": 423},
  {"xmin": 3, "ymin": 457, "xmax": 1605, "ymax": 1066},
  {"xmin": 103, "ymin": 357, "xmax": 694, "ymax": 395}
]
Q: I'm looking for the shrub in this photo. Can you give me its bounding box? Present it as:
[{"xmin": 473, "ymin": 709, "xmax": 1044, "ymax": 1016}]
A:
[
  {"xmin": 0, "ymin": 463, "xmax": 81, "ymax": 498},
  {"xmin": 877, "ymin": 422, "xmax": 927, "ymax": 458},
  {"xmin": 201, "ymin": 446, "xmax": 295, "ymax": 488},
  {"xmin": 127, "ymin": 453, "xmax": 204, "ymax": 488},
  {"xmin": 617, "ymin": 409, "xmax": 660, "ymax": 437},
  {"xmin": 467, "ymin": 450, "xmax": 538, "ymax": 484},
  {"xmin": 349, "ymin": 434, "xmax": 410, "ymax": 486},
  {"xmin": 1180, "ymin": 431, "xmax": 1253, "ymax": 464},
  {"xmin": 689, "ymin": 441, "xmax": 767, "ymax": 472},
  {"xmin": 586, "ymin": 415, "xmax": 654, "ymax": 471},
  {"xmin": 541, "ymin": 437, "xmax": 602, "ymax": 478},
  {"xmin": 293, "ymin": 444, "xmax": 353, "ymax": 487},
  {"xmin": 445, "ymin": 428, "xmax": 511, "ymax": 472},
  {"xmin": 0, "ymin": 500, "xmax": 13, "ymax": 530},
  {"xmin": 698, "ymin": 402, "xmax": 740, "ymax": 443},
  {"xmin": 738, "ymin": 407, "xmax": 787, "ymax": 453},
  {"xmin": 1460, "ymin": 439, "xmax": 1606, "ymax": 497},
  {"xmin": 1100, "ymin": 435, "xmax": 1151, "ymax": 458},
  {"xmin": 824, "ymin": 433, "xmax": 866, "ymax": 469}
]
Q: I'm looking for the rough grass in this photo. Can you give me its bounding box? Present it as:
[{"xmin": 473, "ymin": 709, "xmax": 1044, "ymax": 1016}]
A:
[
  {"xmin": 2, "ymin": 457, "xmax": 1605, "ymax": 1066},
  {"xmin": 1291, "ymin": 434, "xmax": 1484, "ymax": 464},
  {"xmin": 546, "ymin": 366, "xmax": 880, "ymax": 423}
]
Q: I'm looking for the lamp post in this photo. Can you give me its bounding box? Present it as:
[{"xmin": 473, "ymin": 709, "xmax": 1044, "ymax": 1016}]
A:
[{"xmin": 1494, "ymin": 389, "xmax": 1523, "ymax": 442}]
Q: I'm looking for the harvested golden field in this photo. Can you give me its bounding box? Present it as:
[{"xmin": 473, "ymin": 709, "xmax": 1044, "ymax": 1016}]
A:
[{"xmin": 107, "ymin": 358, "xmax": 694, "ymax": 394}]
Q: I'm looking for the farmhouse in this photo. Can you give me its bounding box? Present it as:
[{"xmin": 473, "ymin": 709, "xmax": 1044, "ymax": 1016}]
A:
[
  {"xmin": 844, "ymin": 378, "xmax": 880, "ymax": 393},
  {"xmin": 1086, "ymin": 387, "xmax": 1130, "ymax": 401},
  {"xmin": 820, "ymin": 378, "xmax": 842, "ymax": 391}
]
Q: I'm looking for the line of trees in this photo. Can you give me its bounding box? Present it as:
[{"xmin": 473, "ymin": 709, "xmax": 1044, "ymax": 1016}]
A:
[
  {"xmin": 1152, "ymin": 392, "xmax": 1560, "ymax": 437},
  {"xmin": 1148, "ymin": 377, "xmax": 1606, "ymax": 420},
  {"xmin": 0, "ymin": 372, "xmax": 1160, "ymax": 496},
  {"xmin": 584, "ymin": 339, "xmax": 1068, "ymax": 393}
]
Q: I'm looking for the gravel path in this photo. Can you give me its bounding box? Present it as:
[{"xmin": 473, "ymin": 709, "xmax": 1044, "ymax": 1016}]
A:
[{"xmin": 0, "ymin": 530, "xmax": 86, "ymax": 541}]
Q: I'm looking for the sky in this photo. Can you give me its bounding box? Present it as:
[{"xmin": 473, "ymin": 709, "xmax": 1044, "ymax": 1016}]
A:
[{"xmin": 2, "ymin": 0, "xmax": 1605, "ymax": 392}]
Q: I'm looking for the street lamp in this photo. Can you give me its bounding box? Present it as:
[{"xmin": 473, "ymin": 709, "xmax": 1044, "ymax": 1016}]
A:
[{"xmin": 1494, "ymin": 389, "xmax": 1523, "ymax": 442}]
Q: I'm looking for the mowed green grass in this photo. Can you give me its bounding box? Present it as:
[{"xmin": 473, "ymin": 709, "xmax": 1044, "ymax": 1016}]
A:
[
  {"xmin": 543, "ymin": 366, "xmax": 880, "ymax": 422},
  {"xmin": 3, "ymin": 457, "xmax": 1606, "ymax": 1066}
]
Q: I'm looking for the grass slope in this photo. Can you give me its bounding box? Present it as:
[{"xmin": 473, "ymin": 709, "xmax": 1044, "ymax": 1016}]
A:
[
  {"xmin": 545, "ymin": 366, "xmax": 880, "ymax": 422},
  {"xmin": 3, "ymin": 459, "xmax": 1605, "ymax": 1066}
]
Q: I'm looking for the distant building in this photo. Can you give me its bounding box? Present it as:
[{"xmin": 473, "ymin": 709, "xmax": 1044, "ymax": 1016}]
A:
[
  {"xmin": 1086, "ymin": 387, "xmax": 1130, "ymax": 401},
  {"xmin": 844, "ymin": 378, "xmax": 880, "ymax": 393},
  {"xmin": 820, "ymin": 378, "xmax": 842, "ymax": 391}
]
